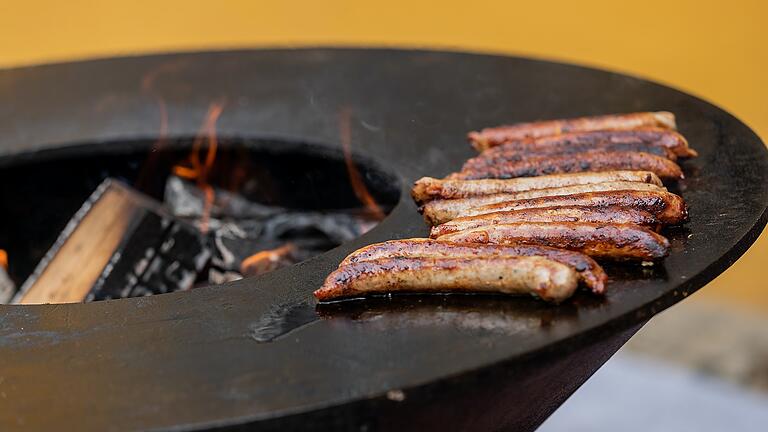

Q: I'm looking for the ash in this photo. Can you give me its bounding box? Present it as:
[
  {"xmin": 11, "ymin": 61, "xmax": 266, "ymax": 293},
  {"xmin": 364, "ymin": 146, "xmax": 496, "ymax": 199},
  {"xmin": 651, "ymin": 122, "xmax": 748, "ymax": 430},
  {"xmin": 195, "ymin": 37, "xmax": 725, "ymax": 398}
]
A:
[{"xmin": 165, "ymin": 176, "xmax": 377, "ymax": 284}]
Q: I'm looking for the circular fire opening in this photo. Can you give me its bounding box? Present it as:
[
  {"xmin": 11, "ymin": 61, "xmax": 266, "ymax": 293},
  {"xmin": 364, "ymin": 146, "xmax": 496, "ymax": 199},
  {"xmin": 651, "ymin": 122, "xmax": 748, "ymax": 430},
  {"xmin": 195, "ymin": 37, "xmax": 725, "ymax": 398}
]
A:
[{"xmin": 0, "ymin": 138, "xmax": 401, "ymax": 304}]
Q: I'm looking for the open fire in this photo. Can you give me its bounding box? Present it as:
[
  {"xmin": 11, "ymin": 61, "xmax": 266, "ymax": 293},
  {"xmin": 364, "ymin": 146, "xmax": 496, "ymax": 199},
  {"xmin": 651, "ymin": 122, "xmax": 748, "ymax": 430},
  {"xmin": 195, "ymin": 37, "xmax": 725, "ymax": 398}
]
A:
[
  {"xmin": 171, "ymin": 100, "xmax": 225, "ymax": 233},
  {"xmin": 2, "ymin": 101, "xmax": 393, "ymax": 304}
]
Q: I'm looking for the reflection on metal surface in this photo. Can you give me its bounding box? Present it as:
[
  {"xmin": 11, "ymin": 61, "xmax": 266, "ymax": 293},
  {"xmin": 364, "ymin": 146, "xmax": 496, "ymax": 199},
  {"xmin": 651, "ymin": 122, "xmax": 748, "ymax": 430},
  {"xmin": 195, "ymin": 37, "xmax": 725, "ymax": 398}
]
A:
[
  {"xmin": 601, "ymin": 261, "xmax": 670, "ymax": 283},
  {"xmin": 318, "ymin": 294, "xmax": 607, "ymax": 335},
  {"xmin": 244, "ymin": 293, "xmax": 609, "ymax": 344},
  {"xmin": 248, "ymin": 301, "xmax": 319, "ymax": 343}
]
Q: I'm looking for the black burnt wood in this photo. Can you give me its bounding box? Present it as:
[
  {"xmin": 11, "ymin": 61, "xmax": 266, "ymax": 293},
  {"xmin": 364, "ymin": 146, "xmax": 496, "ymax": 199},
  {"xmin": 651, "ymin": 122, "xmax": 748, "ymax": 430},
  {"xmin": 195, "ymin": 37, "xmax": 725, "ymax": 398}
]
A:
[{"xmin": 0, "ymin": 48, "xmax": 766, "ymax": 431}]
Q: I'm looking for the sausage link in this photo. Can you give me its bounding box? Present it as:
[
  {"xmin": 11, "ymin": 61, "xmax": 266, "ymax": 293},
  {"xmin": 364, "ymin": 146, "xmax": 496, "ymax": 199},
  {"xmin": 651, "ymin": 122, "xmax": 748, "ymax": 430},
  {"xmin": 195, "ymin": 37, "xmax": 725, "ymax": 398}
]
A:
[
  {"xmin": 478, "ymin": 128, "xmax": 696, "ymax": 157},
  {"xmin": 430, "ymin": 206, "xmax": 660, "ymax": 237},
  {"xmin": 315, "ymin": 256, "xmax": 579, "ymax": 303},
  {"xmin": 436, "ymin": 222, "xmax": 670, "ymax": 261},
  {"xmin": 450, "ymin": 151, "xmax": 684, "ymax": 180},
  {"xmin": 419, "ymin": 181, "xmax": 664, "ymax": 222},
  {"xmin": 468, "ymin": 111, "xmax": 676, "ymax": 151},
  {"xmin": 340, "ymin": 238, "xmax": 607, "ymax": 294},
  {"xmin": 411, "ymin": 171, "xmax": 663, "ymax": 203}
]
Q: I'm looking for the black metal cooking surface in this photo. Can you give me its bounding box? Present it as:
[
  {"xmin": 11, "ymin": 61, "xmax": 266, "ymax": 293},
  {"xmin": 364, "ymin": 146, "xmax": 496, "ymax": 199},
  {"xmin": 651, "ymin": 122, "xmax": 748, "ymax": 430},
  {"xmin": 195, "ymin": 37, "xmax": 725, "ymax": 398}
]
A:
[{"xmin": 0, "ymin": 48, "xmax": 766, "ymax": 431}]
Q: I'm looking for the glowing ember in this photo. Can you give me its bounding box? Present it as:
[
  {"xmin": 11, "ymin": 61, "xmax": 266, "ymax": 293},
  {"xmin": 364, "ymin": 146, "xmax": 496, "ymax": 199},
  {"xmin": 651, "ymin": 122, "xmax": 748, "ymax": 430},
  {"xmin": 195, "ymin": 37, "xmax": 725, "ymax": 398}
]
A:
[
  {"xmin": 240, "ymin": 243, "xmax": 296, "ymax": 276},
  {"xmin": 0, "ymin": 249, "xmax": 7, "ymax": 270},
  {"xmin": 172, "ymin": 100, "xmax": 226, "ymax": 233},
  {"xmin": 338, "ymin": 106, "xmax": 386, "ymax": 220}
]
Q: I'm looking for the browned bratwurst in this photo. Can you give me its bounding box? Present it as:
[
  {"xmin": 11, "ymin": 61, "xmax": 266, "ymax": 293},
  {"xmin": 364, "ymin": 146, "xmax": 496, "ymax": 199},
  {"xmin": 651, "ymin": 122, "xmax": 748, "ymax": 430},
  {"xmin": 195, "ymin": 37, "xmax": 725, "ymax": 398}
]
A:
[
  {"xmin": 418, "ymin": 181, "xmax": 665, "ymax": 221},
  {"xmin": 466, "ymin": 190, "xmax": 686, "ymax": 224},
  {"xmin": 411, "ymin": 171, "xmax": 663, "ymax": 203},
  {"xmin": 422, "ymin": 190, "xmax": 688, "ymax": 226},
  {"xmin": 315, "ymin": 256, "xmax": 579, "ymax": 303},
  {"xmin": 436, "ymin": 222, "xmax": 670, "ymax": 261},
  {"xmin": 340, "ymin": 238, "xmax": 607, "ymax": 294},
  {"xmin": 464, "ymin": 142, "xmax": 677, "ymax": 171},
  {"xmin": 430, "ymin": 206, "xmax": 660, "ymax": 237},
  {"xmin": 468, "ymin": 111, "xmax": 677, "ymax": 151},
  {"xmin": 450, "ymin": 151, "xmax": 684, "ymax": 181},
  {"xmin": 479, "ymin": 128, "xmax": 696, "ymax": 158}
]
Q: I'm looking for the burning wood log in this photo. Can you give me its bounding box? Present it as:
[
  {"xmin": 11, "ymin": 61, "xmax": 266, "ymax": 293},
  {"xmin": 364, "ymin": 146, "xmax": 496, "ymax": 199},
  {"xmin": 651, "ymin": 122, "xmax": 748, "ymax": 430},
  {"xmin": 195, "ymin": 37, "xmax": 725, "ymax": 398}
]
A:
[{"xmin": 13, "ymin": 179, "xmax": 211, "ymax": 304}]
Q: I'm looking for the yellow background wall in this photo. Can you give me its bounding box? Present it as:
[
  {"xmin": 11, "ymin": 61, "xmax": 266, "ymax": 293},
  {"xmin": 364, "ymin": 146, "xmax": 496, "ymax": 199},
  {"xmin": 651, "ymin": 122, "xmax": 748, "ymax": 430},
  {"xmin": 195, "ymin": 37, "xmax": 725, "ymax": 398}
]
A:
[{"xmin": 1, "ymin": 0, "xmax": 766, "ymax": 310}]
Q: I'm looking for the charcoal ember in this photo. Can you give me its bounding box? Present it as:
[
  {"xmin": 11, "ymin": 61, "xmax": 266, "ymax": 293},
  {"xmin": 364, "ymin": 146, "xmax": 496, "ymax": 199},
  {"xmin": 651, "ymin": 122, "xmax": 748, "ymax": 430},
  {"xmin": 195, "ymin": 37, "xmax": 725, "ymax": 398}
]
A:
[
  {"xmin": 87, "ymin": 211, "xmax": 168, "ymax": 300},
  {"xmin": 211, "ymin": 233, "xmax": 275, "ymax": 270},
  {"xmin": 208, "ymin": 268, "xmax": 243, "ymax": 285},
  {"xmin": 216, "ymin": 219, "xmax": 265, "ymax": 238},
  {"xmin": 164, "ymin": 175, "xmax": 378, "ymax": 281},
  {"xmin": 160, "ymin": 224, "xmax": 212, "ymax": 270},
  {"xmin": 89, "ymin": 220, "xmax": 210, "ymax": 301},
  {"xmin": 139, "ymin": 258, "xmax": 197, "ymax": 295},
  {"xmin": 211, "ymin": 212, "xmax": 372, "ymax": 273},
  {"xmin": 130, "ymin": 285, "xmax": 154, "ymax": 297},
  {"xmin": 165, "ymin": 176, "xmax": 280, "ymax": 219},
  {"xmin": 0, "ymin": 266, "xmax": 15, "ymax": 304},
  {"xmin": 209, "ymin": 221, "xmax": 267, "ymax": 269},
  {"xmin": 261, "ymin": 212, "xmax": 368, "ymax": 244},
  {"xmin": 215, "ymin": 236, "xmax": 328, "ymax": 275},
  {"xmin": 240, "ymin": 244, "xmax": 296, "ymax": 276}
]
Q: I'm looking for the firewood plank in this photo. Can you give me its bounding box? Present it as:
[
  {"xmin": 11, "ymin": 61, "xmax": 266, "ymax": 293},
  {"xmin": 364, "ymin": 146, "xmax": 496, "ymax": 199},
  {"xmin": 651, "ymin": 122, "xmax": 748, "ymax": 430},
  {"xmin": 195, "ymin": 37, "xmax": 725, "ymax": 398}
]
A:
[{"xmin": 17, "ymin": 182, "xmax": 141, "ymax": 304}]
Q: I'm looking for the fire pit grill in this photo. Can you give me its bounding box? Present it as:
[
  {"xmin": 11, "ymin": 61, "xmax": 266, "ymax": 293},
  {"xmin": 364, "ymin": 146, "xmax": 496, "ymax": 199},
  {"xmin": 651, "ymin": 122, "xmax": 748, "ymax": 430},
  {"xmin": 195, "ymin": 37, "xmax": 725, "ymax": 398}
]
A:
[
  {"xmin": 0, "ymin": 48, "xmax": 766, "ymax": 431},
  {"xmin": 0, "ymin": 137, "xmax": 398, "ymax": 301}
]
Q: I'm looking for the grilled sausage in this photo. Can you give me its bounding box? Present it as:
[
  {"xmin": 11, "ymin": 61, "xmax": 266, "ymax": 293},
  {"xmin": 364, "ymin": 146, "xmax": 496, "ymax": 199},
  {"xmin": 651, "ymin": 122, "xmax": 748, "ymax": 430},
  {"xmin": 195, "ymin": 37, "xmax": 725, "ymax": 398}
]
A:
[
  {"xmin": 340, "ymin": 238, "xmax": 607, "ymax": 294},
  {"xmin": 422, "ymin": 190, "xmax": 687, "ymax": 226},
  {"xmin": 419, "ymin": 181, "xmax": 664, "ymax": 221},
  {"xmin": 430, "ymin": 206, "xmax": 660, "ymax": 237},
  {"xmin": 450, "ymin": 151, "xmax": 684, "ymax": 180},
  {"xmin": 478, "ymin": 128, "xmax": 696, "ymax": 158},
  {"xmin": 315, "ymin": 256, "xmax": 579, "ymax": 303},
  {"xmin": 466, "ymin": 190, "xmax": 687, "ymax": 224},
  {"xmin": 411, "ymin": 171, "xmax": 663, "ymax": 203},
  {"xmin": 468, "ymin": 111, "xmax": 677, "ymax": 151},
  {"xmin": 463, "ymin": 143, "xmax": 677, "ymax": 172},
  {"xmin": 436, "ymin": 222, "xmax": 670, "ymax": 261}
]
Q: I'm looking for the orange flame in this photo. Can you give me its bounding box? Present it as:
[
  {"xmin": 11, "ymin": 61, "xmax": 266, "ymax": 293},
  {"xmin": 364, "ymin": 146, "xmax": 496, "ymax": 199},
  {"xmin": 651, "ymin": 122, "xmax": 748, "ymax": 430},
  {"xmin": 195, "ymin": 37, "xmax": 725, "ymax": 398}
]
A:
[
  {"xmin": 0, "ymin": 249, "xmax": 7, "ymax": 270},
  {"xmin": 240, "ymin": 243, "xmax": 296, "ymax": 276},
  {"xmin": 135, "ymin": 61, "xmax": 188, "ymax": 191},
  {"xmin": 141, "ymin": 69, "xmax": 170, "ymax": 148},
  {"xmin": 134, "ymin": 98, "xmax": 168, "ymax": 191},
  {"xmin": 172, "ymin": 100, "xmax": 226, "ymax": 233},
  {"xmin": 338, "ymin": 106, "xmax": 385, "ymax": 220}
]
